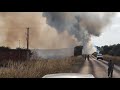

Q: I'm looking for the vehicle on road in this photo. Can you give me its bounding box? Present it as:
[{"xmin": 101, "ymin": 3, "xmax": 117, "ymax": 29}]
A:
[
  {"xmin": 42, "ymin": 73, "xmax": 95, "ymax": 78},
  {"xmin": 97, "ymin": 54, "xmax": 103, "ymax": 60}
]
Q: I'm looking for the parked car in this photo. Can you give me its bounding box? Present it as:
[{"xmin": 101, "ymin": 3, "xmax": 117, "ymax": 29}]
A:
[{"xmin": 97, "ymin": 54, "xmax": 103, "ymax": 60}]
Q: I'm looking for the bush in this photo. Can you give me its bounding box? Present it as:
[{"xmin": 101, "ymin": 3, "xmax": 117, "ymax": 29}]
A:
[{"xmin": 103, "ymin": 55, "xmax": 120, "ymax": 66}]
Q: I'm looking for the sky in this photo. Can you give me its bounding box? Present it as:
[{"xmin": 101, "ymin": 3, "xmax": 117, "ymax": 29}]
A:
[{"xmin": 92, "ymin": 12, "xmax": 120, "ymax": 47}]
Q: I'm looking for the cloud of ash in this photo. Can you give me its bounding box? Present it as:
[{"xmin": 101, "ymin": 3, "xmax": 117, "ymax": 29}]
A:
[
  {"xmin": 43, "ymin": 12, "xmax": 115, "ymax": 54},
  {"xmin": 0, "ymin": 12, "xmax": 115, "ymax": 55}
]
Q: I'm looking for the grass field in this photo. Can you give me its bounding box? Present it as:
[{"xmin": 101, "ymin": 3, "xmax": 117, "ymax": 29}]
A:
[
  {"xmin": 103, "ymin": 55, "xmax": 120, "ymax": 66},
  {"xmin": 0, "ymin": 56, "xmax": 84, "ymax": 78}
]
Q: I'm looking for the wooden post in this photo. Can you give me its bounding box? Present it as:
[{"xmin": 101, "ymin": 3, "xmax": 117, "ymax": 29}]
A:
[
  {"xmin": 27, "ymin": 28, "xmax": 29, "ymax": 50},
  {"xmin": 26, "ymin": 27, "xmax": 30, "ymax": 60}
]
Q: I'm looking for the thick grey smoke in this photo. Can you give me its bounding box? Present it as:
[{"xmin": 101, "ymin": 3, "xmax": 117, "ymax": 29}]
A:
[
  {"xmin": 43, "ymin": 12, "xmax": 115, "ymax": 54},
  {"xmin": 0, "ymin": 12, "xmax": 77, "ymax": 49},
  {"xmin": 0, "ymin": 12, "xmax": 115, "ymax": 55}
]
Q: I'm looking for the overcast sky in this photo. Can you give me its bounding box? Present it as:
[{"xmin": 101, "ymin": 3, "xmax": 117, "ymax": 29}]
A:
[{"xmin": 92, "ymin": 12, "xmax": 120, "ymax": 47}]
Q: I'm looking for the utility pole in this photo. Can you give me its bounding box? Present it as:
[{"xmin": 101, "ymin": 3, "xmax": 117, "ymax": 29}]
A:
[
  {"xmin": 19, "ymin": 40, "xmax": 20, "ymax": 60},
  {"xmin": 26, "ymin": 27, "xmax": 30, "ymax": 60},
  {"xmin": 26, "ymin": 27, "xmax": 29, "ymax": 50},
  {"xmin": 19, "ymin": 40, "xmax": 20, "ymax": 48}
]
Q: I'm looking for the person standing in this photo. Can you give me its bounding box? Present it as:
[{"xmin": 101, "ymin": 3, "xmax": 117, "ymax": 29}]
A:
[
  {"xmin": 108, "ymin": 60, "xmax": 114, "ymax": 78},
  {"xmin": 84, "ymin": 54, "xmax": 87, "ymax": 60},
  {"xmin": 87, "ymin": 55, "xmax": 89, "ymax": 61}
]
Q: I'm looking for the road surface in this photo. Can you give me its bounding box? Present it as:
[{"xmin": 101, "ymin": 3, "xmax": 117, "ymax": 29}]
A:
[{"xmin": 71, "ymin": 56, "xmax": 120, "ymax": 78}]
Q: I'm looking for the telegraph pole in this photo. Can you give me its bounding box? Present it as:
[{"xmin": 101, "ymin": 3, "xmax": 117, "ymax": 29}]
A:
[
  {"xmin": 19, "ymin": 40, "xmax": 20, "ymax": 60},
  {"xmin": 26, "ymin": 27, "xmax": 29, "ymax": 50},
  {"xmin": 26, "ymin": 27, "xmax": 30, "ymax": 60},
  {"xmin": 19, "ymin": 40, "xmax": 20, "ymax": 48}
]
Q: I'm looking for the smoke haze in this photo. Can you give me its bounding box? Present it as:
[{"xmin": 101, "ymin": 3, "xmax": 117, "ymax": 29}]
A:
[
  {"xmin": 0, "ymin": 12, "xmax": 77, "ymax": 49},
  {"xmin": 0, "ymin": 12, "xmax": 115, "ymax": 55},
  {"xmin": 43, "ymin": 12, "xmax": 115, "ymax": 54}
]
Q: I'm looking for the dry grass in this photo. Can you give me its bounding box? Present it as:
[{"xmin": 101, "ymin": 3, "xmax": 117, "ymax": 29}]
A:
[
  {"xmin": 103, "ymin": 55, "xmax": 120, "ymax": 66},
  {"xmin": 0, "ymin": 56, "xmax": 84, "ymax": 78}
]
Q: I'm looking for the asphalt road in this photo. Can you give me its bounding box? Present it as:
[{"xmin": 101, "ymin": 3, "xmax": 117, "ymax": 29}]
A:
[{"xmin": 71, "ymin": 57, "xmax": 120, "ymax": 78}]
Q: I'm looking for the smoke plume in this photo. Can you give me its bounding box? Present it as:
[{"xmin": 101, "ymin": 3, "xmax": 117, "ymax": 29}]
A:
[
  {"xmin": 0, "ymin": 12, "xmax": 77, "ymax": 49},
  {"xmin": 0, "ymin": 12, "xmax": 115, "ymax": 55},
  {"xmin": 43, "ymin": 12, "xmax": 115, "ymax": 54}
]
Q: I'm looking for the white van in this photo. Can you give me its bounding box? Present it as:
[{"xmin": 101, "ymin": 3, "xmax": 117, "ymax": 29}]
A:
[{"xmin": 97, "ymin": 54, "xmax": 103, "ymax": 60}]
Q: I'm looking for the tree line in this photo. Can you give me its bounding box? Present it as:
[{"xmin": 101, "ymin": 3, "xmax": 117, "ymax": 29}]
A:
[
  {"xmin": 0, "ymin": 46, "xmax": 32, "ymax": 61},
  {"xmin": 1, "ymin": 44, "xmax": 120, "ymax": 57},
  {"xmin": 97, "ymin": 44, "xmax": 120, "ymax": 56},
  {"xmin": 74, "ymin": 44, "xmax": 120, "ymax": 57}
]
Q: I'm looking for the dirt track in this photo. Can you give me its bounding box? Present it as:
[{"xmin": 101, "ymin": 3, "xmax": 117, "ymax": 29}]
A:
[{"xmin": 71, "ymin": 57, "xmax": 120, "ymax": 78}]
